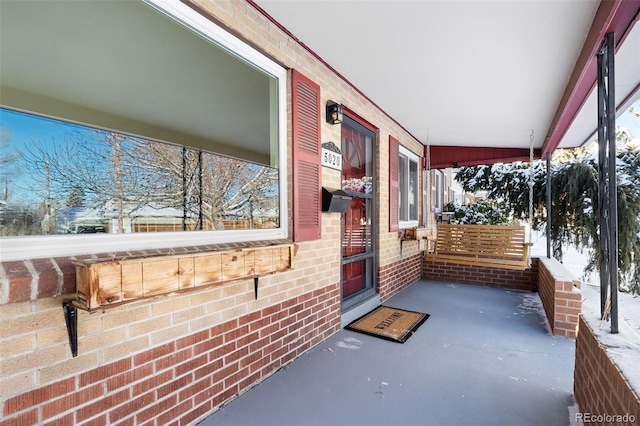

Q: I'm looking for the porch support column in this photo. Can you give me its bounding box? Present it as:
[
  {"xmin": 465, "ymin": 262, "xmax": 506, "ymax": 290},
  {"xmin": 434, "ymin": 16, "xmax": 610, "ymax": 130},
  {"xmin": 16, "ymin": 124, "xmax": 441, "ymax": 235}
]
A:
[
  {"xmin": 596, "ymin": 32, "xmax": 618, "ymax": 334},
  {"xmin": 546, "ymin": 152, "xmax": 551, "ymax": 259}
]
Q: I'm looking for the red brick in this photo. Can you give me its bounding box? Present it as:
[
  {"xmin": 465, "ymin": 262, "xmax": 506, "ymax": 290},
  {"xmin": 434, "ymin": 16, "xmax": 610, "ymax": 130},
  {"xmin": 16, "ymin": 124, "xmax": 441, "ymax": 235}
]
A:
[
  {"xmin": 51, "ymin": 257, "xmax": 78, "ymax": 295},
  {"xmin": 223, "ymin": 325, "xmax": 249, "ymax": 343},
  {"xmin": 4, "ymin": 378, "xmax": 75, "ymax": 415},
  {"xmin": 157, "ymin": 375, "xmax": 190, "ymax": 400},
  {"xmin": 178, "ymin": 376, "xmax": 211, "ymax": 402},
  {"xmin": 237, "ymin": 331, "xmax": 260, "ymax": 348},
  {"xmin": 206, "ymin": 381, "xmax": 226, "ymax": 406},
  {"xmin": 107, "ymin": 363, "xmax": 154, "ymax": 391},
  {"xmin": 43, "ymin": 412, "xmax": 75, "ymax": 426},
  {"xmin": 137, "ymin": 395, "xmax": 178, "ymax": 424},
  {"xmin": 176, "ymin": 330, "xmax": 210, "ymax": 350},
  {"xmin": 567, "ymin": 292, "xmax": 582, "ymax": 301},
  {"xmin": 239, "ymin": 350, "xmax": 263, "ymax": 369},
  {"xmin": 260, "ymin": 323, "xmax": 279, "ymax": 337},
  {"xmin": 29, "ymin": 258, "xmax": 60, "ymax": 298},
  {"xmin": 296, "ymin": 308, "xmax": 313, "ymax": 321},
  {"xmin": 77, "ymin": 389, "xmax": 130, "ymax": 423},
  {"xmin": 134, "ymin": 342, "xmax": 175, "ymax": 366},
  {"xmin": 133, "ymin": 370, "xmax": 173, "ymax": 397},
  {"xmin": 210, "ymin": 341, "xmax": 236, "ymax": 362},
  {"xmin": 193, "ymin": 358, "xmax": 222, "ymax": 381},
  {"xmin": 109, "ymin": 391, "xmax": 155, "ymax": 423},
  {"xmin": 112, "ymin": 416, "xmax": 135, "ymax": 426},
  {"xmin": 2, "ymin": 260, "xmax": 30, "ymax": 282},
  {"xmin": 5, "ymin": 260, "xmax": 33, "ymax": 303},
  {"xmin": 175, "ymin": 353, "xmax": 208, "ymax": 378},
  {"xmin": 262, "ymin": 303, "xmax": 281, "ymax": 318},
  {"xmin": 214, "ymin": 363, "xmax": 239, "ymax": 385},
  {"xmin": 554, "ymin": 313, "xmax": 567, "ymax": 323},
  {"xmin": 1, "ymin": 409, "xmax": 38, "ymax": 426},
  {"xmin": 238, "ymin": 311, "xmax": 262, "ymax": 327},
  {"xmin": 192, "ymin": 334, "xmax": 223, "ymax": 357},
  {"xmin": 79, "ymin": 358, "xmax": 132, "ymax": 388},
  {"xmin": 183, "ymin": 401, "xmax": 213, "ymax": 425},
  {"xmin": 156, "ymin": 347, "xmax": 191, "ymax": 372},
  {"xmin": 42, "ymin": 384, "xmax": 103, "ymax": 420},
  {"xmin": 238, "ymin": 371, "xmax": 261, "ymax": 391},
  {"xmin": 155, "ymin": 399, "xmax": 192, "ymax": 426},
  {"xmin": 211, "ymin": 319, "xmax": 238, "ymax": 337},
  {"xmin": 224, "ymin": 346, "xmax": 249, "ymax": 365},
  {"xmin": 80, "ymin": 414, "xmax": 108, "ymax": 426},
  {"xmin": 280, "ymin": 350, "xmax": 297, "ymax": 365},
  {"xmin": 279, "ymin": 315, "xmax": 296, "ymax": 329}
]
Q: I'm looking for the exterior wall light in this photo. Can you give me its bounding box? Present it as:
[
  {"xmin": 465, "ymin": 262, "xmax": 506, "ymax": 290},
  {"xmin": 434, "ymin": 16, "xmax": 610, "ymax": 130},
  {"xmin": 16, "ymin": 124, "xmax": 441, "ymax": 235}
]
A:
[{"xmin": 326, "ymin": 101, "xmax": 343, "ymax": 125}]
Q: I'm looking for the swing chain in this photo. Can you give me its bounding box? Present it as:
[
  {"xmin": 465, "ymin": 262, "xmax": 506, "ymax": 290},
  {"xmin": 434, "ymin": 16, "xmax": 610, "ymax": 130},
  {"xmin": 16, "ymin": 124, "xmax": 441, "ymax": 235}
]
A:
[
  {"xmin": 425, "ymin": 129, "xmax": 433, "ymax": 240},
  {"xmin": 528, "ymin": 129, "xmax": 535, "ymax": 245}
]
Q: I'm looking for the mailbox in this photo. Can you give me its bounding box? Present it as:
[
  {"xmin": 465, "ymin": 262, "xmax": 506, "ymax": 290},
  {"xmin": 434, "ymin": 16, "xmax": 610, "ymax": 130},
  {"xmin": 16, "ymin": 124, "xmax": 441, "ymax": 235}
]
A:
[{"xmin": 322, "ymin": 187, "xmax": 352, "ymax": 213}]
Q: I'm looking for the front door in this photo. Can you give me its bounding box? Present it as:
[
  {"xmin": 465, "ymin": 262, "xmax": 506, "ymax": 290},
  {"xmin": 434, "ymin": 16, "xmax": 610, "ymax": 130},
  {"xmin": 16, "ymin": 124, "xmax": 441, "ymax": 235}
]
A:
[{"xmin": 341, "ymin": 116, "xmax": 376, "ymax": 311}]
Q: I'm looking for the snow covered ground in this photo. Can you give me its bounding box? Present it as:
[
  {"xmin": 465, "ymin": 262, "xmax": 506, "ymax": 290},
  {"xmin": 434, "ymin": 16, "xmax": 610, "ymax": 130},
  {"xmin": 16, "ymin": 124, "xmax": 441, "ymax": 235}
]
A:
[{"xmin": 529, "ymin": 232, "xmax": 640, "ymax": 409}]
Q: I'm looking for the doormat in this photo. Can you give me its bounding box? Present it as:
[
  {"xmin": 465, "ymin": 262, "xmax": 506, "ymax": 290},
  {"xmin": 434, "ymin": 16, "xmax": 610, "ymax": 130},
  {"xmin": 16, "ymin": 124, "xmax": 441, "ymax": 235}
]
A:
[{"xmin": 345, "ymin": 306, "xmax": 429, "ymax": 343}]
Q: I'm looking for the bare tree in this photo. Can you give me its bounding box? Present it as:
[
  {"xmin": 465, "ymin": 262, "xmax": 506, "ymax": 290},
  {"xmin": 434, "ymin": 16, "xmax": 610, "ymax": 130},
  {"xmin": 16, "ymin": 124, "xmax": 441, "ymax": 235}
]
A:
[{"xmin": 16, "ymin": 124, "xmax": 280, "ymax": 234}]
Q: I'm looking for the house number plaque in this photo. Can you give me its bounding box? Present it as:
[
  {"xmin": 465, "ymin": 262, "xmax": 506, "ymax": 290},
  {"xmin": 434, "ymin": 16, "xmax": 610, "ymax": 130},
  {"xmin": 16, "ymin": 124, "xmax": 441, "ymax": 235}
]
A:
[{"xmin": 321, "ymin": 141, "xmax": 342, "ymax": 171}]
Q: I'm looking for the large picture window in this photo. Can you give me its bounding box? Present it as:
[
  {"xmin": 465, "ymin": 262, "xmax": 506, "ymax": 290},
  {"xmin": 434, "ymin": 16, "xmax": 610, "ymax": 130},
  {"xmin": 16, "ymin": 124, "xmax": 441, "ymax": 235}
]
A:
[
  {"xmin": 1, "ymin": 109, "xmax": 279, "ymax": 236},
  {"xmin": 399, "ymin": 146, "xmax": 419, "ymax": 228},
  {"xmin": 0, "ymin": 0, "xmax": 287, "ymax": 260}
]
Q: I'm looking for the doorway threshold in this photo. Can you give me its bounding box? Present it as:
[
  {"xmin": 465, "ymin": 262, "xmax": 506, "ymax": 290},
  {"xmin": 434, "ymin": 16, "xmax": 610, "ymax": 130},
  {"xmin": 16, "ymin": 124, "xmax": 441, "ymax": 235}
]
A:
[{"xmin": 340, "ymin": 294, "xmax": 380, "ymax": 328}]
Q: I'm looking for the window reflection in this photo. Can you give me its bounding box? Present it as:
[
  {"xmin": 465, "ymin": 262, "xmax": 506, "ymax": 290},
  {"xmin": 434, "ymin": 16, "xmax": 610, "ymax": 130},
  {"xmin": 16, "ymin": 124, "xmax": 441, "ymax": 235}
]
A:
[{"xmin": 0, "ymin": 109, "xmax": 279, "ymax": 236}]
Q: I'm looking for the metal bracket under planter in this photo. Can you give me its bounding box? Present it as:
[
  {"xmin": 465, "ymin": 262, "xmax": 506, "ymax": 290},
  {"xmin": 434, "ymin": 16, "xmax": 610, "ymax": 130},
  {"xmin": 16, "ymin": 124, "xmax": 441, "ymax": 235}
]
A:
[
  {"xmin": 62, "ymin": 300, "xmax": 78, "ymax": 357},
  {"xmin": 254, "ymin": 277, "xmax": 259, "ymax": 300}
]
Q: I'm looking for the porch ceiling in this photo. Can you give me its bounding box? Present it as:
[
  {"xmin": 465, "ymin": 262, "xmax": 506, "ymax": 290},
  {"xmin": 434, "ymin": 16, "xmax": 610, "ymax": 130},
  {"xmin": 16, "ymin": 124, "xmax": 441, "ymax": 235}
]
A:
[{"xmin": 254, "ymin": 0, "xmax": 640, "ymax": 158}]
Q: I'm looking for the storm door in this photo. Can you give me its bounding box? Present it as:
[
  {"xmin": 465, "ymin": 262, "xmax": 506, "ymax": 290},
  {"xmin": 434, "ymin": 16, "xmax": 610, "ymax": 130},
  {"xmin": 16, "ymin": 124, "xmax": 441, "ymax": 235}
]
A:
[{"xmin": 341, "ymin": 116, "xmax": 376, "ymax": 311}]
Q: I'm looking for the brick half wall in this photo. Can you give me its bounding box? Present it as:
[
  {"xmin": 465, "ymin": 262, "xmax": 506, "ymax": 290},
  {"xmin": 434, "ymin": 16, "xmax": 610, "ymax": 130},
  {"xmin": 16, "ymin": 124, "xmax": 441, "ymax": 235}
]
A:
[
  {"xmin": 537, "ymin": 257, "xmax": 581, "ymax": 338},
  {"xmin": 378, "ymin": 253, "xmax": 422, "ymax": 303},
  {"xmin": 574, "ymin": 316, "xmax": 640, "ymax": 425},
  {"xmin": 422, "ymin": 257, "xmax": 539, "ymax": 292}
]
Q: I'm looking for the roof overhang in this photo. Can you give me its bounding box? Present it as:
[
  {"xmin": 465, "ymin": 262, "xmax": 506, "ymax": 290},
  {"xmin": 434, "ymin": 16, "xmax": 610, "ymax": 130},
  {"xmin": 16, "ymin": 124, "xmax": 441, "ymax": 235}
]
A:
[
  {"xmin": 253, "ymin": 0, "xmax": 640, "ymax": 167},
  {"xmin": 543, "ymin": 0, "xmax": 640, "ymax": 155},
  {"xmin": 429, "ymin": 146, "xmax": 541, "ymax": 169}
]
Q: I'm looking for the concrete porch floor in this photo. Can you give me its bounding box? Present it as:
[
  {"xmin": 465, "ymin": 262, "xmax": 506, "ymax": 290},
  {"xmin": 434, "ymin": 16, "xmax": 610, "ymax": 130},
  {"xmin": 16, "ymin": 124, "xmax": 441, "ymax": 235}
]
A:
[{"xmin": 199, "ymin": 280, "xmax": 576, "ymax": 426}]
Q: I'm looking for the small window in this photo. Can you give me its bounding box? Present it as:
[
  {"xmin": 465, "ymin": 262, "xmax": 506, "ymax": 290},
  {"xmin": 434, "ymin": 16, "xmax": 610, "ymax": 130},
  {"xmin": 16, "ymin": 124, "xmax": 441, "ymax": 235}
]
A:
[
  {"xmin": 399, "ymin": 146, "xmax": 419, "ymax": 228},
  {"xmin": 433, "ymin": 170, "xmax": 443, "ymax": 213}
]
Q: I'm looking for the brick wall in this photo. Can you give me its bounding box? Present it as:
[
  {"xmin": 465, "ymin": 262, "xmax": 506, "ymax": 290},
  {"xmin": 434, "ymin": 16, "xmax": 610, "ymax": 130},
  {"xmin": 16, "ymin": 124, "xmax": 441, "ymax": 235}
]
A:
[
  {"xmin": 0, "ymin": 0, "xmax": 427, "ymax": 424},
  {"xmin": 1, "ymin": 285, "xmax": 340, "ymax": 425},
  {"xmin": 378, "ymin": 250, "xmax": 422, "ymax": 303},
  {"xmin": 537, "ymin": 257, "xmax": 581, "ymax": 338},
  {"xmin": 574, "ymin": 316, "xmax": 640, "ymax": 425},
  {"xmin": 422, "ymin": 257, "xmax": 539, "ymax": 292}
]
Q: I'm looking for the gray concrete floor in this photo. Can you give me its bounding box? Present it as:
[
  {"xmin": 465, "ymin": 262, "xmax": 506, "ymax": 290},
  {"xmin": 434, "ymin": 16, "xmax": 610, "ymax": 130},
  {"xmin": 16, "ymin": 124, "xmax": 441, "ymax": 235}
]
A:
[{"xmin": 198, "ymin": 280, "xmax": 576, "ymax": 426}]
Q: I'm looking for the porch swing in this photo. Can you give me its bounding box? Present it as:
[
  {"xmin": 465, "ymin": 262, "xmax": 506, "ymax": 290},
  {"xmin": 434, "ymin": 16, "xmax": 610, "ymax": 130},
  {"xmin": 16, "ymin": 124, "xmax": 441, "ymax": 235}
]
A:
[{"xmin": 424, "ymin": 131, "xmax": 535, "ymax": 271}]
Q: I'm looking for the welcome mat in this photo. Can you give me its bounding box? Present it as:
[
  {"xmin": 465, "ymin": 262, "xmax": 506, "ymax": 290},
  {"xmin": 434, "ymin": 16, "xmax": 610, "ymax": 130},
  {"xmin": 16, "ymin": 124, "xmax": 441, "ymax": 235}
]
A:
[{"xmin": 345, "ymin": 306, "xmax": 429, "ymax": 343}]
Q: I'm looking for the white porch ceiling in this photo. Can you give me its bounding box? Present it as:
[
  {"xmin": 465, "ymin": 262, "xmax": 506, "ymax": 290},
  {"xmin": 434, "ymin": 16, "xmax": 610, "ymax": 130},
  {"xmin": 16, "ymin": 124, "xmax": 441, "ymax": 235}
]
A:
[{"xmin": 255, "ymin": 0, "xmax": 640, "ymax": 152}]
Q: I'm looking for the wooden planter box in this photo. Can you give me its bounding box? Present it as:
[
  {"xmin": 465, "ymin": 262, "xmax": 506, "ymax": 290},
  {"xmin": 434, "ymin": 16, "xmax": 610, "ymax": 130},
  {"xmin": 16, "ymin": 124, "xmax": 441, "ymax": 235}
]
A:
[{"xmin": 73, "ymin": 244, "xmax": 293, "ymax": 311}]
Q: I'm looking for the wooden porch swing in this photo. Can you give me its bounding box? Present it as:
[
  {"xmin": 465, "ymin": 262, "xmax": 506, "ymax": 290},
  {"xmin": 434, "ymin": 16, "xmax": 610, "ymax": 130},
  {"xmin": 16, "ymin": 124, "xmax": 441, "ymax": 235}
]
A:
[
  {"xmin": 425, "ymin": 223, "xmax": 533, "ymax": 270},
  {"xmin": 423, "ymin": 131, "xmax": 535, "ymax": 271}
]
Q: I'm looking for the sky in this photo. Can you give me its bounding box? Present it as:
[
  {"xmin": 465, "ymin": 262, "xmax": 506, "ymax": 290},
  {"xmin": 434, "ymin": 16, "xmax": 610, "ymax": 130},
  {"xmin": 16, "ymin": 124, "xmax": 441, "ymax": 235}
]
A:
[{"xmin": 617, "ymin": 98, "xmax": 640, "ymax": 139}]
